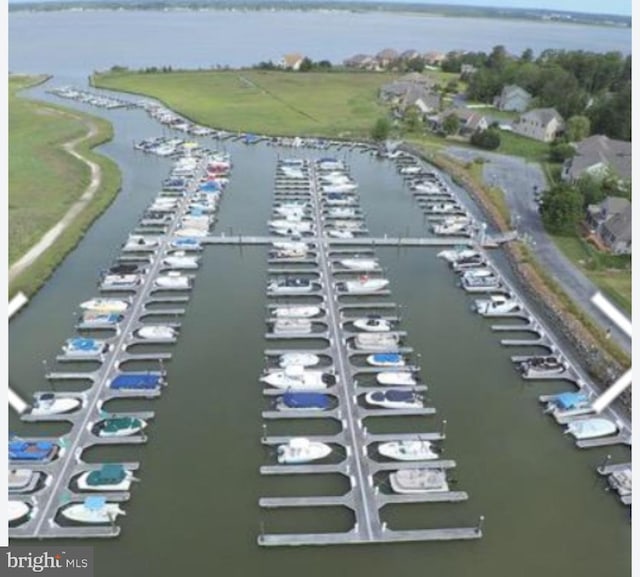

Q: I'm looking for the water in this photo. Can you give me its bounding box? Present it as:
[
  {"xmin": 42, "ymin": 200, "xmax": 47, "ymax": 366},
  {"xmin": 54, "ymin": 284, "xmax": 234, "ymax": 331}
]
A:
[{"xmin": 8, "ymin": 10, "xmax": 631, "ymax": 577}]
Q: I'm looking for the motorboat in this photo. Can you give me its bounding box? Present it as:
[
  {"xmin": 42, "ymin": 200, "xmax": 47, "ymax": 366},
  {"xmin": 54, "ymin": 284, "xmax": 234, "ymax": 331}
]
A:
[
  {"xmin": 607, "ymin": 468, "xmax": 632, "ymax": 497},
  {"xmin": 155, "ymin": 272, "xmax": 191, "ymax": 289},
  {"xmin": 328, "ymin": 229, "xmax": 354, "ymax": 239},
  {"xmin": 326, "ymin": 207, "xmax": 357, "ymax": 218},
  {"xmin": 389, "ymin": 468, "xmax": 449, "ymax": 494},
  {"xmin": 343, "ymin": 276, "xmax": 389, "ymax": 293},
  {"xmin": 366, "ymin": 353, "xmax": 405, "ymax": 367},
  {"xmin": 8, "ymin": 501, "xmax": 31, "ymax": 525},
  {"xmin": 171, "ymin": 238, "xmax": 202, "ymax": 251},
  {"xmin": 61, "ymin": 497, "xmax": 126, "ymax": 524},
  {"xmin": 433, "ymin": 217, "xmax": 472, "ymax": 236},
  {"xmin": 9, "ymin": 440, "xmax": 59, "ymax": 462},
  {"xmin": 76, "ymin": 464, "xmax": 136, "ymax": 492},
  {"xmin": 9, "ymin": 469, "xmax": 41, "ymax": 493},
  {"xmin": 518, "ymin": 356, "xmax": 566, "ymax": 378},
  {"xmin": 437, "ymin": 248, "xmax": 480, "ymax": 263},
  {"xmin": 95, "ymin": 417, "xmax": 147, "ymax": 438},
  {"xmin": 163, "ymin": 254, "xmax": 200, "ymax": 269},
  {"xmin": 261, "ymin": 366, "xmax": 336, "ymax": 390},
  {"xmin": 277, "ymin": 437, "xmax": 332, "ymax": 464},
  {"xmin": 62, "ymin": 338, "xmax": 109, "ymax": 357},
  {"xmin": 80, "ymin": 298, "xmax": 129, "ymax": 313},
  {"xmin": 272, "ymin": 318, "xmax": 313, "ymax": 335},
  {"xmin": 542, "ymin": 392, "xmax": 594, "ymax": 421},
  {"xmin": 425, "ymin": 202, "xmax": 461, "ymax": 214},
  {"xmin": 317, "ymin": 158, "xmax": 345, "ymax": 171},
  {"xmin": 353, "ymin": 316, "xmax": 391, "ymax": 332},
  {"xmin": 31, "ymin": 393, "xmax": 81, "ymax": 416},
  {"xmin": 135, "ymin": 326, "xmax": 176, "ymax": 340},
  {"xmin": 328, "ymin": 220, "xmax": 365, "ymax": 231},
  {"xmin": 276, "ymin": 392, "xmax": 330, "ymax": 411},
  {"xmin": 354, "ymin": 332, "xmax": 400, "ymax": 351},
  {"xmin": 267, "ymin": 277, "xmax": 314, "ymax": 294},
  {"xmin": 460, "ymin": 272, "xmax": 501, "ymax": 292},
  {"xmin": 273, "ymin": 305, "xmax": 321, "ymax": 318},
  {"xmin": 376, "ymin": 371, "xmax": 418, "ymax": 386},
  {"xmin": 110, "ymin": 373, "xmax": 164, "ymax": 391},
  {"xmin": 378, "ymin": 440, "xmax": 439, "ymax": 461},
  {"xmin": 365, "ymin": 390, "xmax": 423, "ymax": 409},
  {"xmin": 338, "ymin": 258, "xmax": 379, "ymax": 271},
  {"xmin": 474, "ymin": 295, "xmax": 521, "ymax": 316},
  {"xmin": 279, "ymin": 353, "xmax": 321, "ymax": 368},
  {"xmin": 175, "ymin": 227, "xmax": 208, "ymax": 238},
  {"xmin": 565, "ymin": 418, "xmax": 617, "ymax": 440},
  {"xmin": 105, "ymin": 263, "xmax": 146, "ymax": 276},
  {"xmin": 123, "ymin": 235, "xmax": 158, "ymax": 250},
  {"xmin": 100, "ymin": 274, "xmax": 141, "ymax": 289},
  {"xmin": 451, "ymin": 253, "xmax": 485, "ymax": 271},
  {"xmin": 322, "ymin": 182, "xmax": 358, "ymax": 193},
  {"xmin": 399, "ymin": 165, "xmax": 422, "ymax": 175}
]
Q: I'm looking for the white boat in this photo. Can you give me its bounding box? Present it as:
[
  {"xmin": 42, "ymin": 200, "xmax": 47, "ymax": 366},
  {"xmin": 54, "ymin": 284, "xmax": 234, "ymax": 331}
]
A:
[
  {"xmin": 322, "ymin": 182, "xmax": 358, "ymax": 193},
  {"xmin": 273, "ymin": 305, "xmax": 321, "ymax": 318},
  {"xmin": 163, "ymin": 254, "xmax": 200, "ymax": 269},
  {"xmin": 261, "ymin": 366, "xmax": 336, "ymax": 390},
  {"xmin": 389, "ymin": 468, "xmax": 449, "ymax": 493},
  {"xmin": 353, "ymin": 317, "xmax": 391, "ymax": 332},
  {"xmin": 607, "ymin": 468, "xmax": 632, "ymax": 496},
  {"xmin": 376, "ymin": 371, "xmax": 418, "ymax": 386},
  {"xmin": 31, "ymin": 393, "xmax": 81, "ymax": 416},
  {"xmin": 76, "ymin": 465, "xmax": 135, "ymax": 492},
  {"xmin": 269, "ymin": 220, "xmax": 313, "ymax": 233},
  {"xmin": 329, "ymin": 220, "xmax": 364, "ymax": 231},
  {"xmin": 354, "ymin": 332, "xmax": 400, "ymax": 351},
  {"xmin": 278, "ymin": 353, "xmax": 320, "ymax": 367},
  {"xmin": 365, "ymin": 390, "xmax": 423, "ymax": 409},
  {"xmin": 9, "ymin": 469, "xmax": 39, "ymax": 492},
  {"xmin": 155, "ymin": 272, "xmax": 191, "ymax": 289},
  {"xmin": 437, "ymin": 248, "xmax": 479, "ymax": 263},
  {"xmin": 277, "ymin": 437, "xmax": 332, "ymax": 464},
  {"xmin": 327, "ymin": 207, "xmax": 357, "ymax": 218},
  {"xmin": 175, "ymin": 227, "xmax": 208, "ymax": 238},
  {"xmin": 272, "ymin": 242, "xmax": 308, "ymax": 252},
  {"xmin": 343, "ymin": 277, "xmax": 389, "ymax": 293},
  {"xmin": 474, "ymin": 295, "xmax": 521, "ymax": 316},
  {"xmin": 328, "ymin": 229, "xmax": 354, "ymax": 239},
  {"xmin": 338, "ymin": 258, "xmax": 379, "ymax": 271},
  {"xmin": 61, "ymin": 497, "xmax": 126, "ymax": 524},
  {"xmin": 378, "ymin": 440, "xmax": 438, "ymax": 461},
  {"xmin": 565, "ymin": 418, "xmax": 617, "ymax": 440},
  {"xmin": 399, "ymin": 165, "xmax": 422, "ymax": 175},
  {"xmin": 433, "ymin": 218, "xmax": 471, "ymax": 236},
  {"xmin": 8, "ymin": 501, "xmax": 31, "ymax": 524},
  {"xmin": 124, "ymin": 235, "xmax": 158, "ymax": 250},
  {"xmin": 80, "ymin": 298, "xmax": 129, "ymax": 313},
  {"xmin": 273, "ymin": 318, "xmax": 312, "ymax": 335},
  {"xmin": 425, "ymin": 202, "xmax": 460, "ymax": 214},
  {"xmin": 101, "ymin": 274, "xmax": 140, "ymax": 288},
  {"xmin": 267, "ymin": 278, "xmax": 314, "ymax": 294},
  {"xmin": 136, "ymin": 326, "xmax": 176, "ymax": 340}
]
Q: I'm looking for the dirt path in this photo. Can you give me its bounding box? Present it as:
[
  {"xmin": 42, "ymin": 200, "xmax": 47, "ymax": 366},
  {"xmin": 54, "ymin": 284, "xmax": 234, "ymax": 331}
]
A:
[{"xmin": 9, "ymin": 110, "xmax": 102, "ymax": 284}]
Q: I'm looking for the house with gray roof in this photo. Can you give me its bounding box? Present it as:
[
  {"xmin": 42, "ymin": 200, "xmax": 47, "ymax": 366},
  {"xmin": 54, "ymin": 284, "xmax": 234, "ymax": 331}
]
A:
[
  {"xmin": 563, "ymin": 134, "xmax": 631, "ymax": 183},
  {"xmin": 493, "ymin": 84, "xmax": 532, "ymax": 112},
  {"xmin": 343, "ymin": 54, "xmax": 376, "ymax": 70},
  {"xmin": 376, "ymin": 48, "xmax": 400, "ymax": 67},
  {"xmin": 586, "ymin": 197, "xmax": 632, "ymax": 254},
  {"xmin": 401, "ymin": 86, "xmax": 441, "ymax": 115},
  {"xmin": 434, "ymin": 108, "xmax": 488, "ymax": 134},
  {"xmin": 512, "ymin": 108, "xmax": 564, "ymax": 142}
]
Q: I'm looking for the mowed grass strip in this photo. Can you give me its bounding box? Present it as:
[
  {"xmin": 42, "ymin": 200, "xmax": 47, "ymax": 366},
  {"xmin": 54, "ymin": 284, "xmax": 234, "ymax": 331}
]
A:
[{"xmin": 93, "ymin": 69, "xmax": 399, "ymax": 137}]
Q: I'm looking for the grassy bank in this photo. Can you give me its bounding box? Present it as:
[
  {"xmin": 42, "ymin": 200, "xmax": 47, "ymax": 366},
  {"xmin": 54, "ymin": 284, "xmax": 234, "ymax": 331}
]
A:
[
  {"xmin": 9, "ymin": 75, "xmax": 121, "ymax": 298},
  {"xmin": 94, "ymin": 69, "xmax": 400, "ymax": 138}
]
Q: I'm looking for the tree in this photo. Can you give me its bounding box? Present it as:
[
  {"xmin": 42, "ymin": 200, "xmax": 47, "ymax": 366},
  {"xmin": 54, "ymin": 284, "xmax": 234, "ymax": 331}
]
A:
[
  {"xmin": 444, "ymin": 79, "xmax": 459, "ymax": 94},
  {"xmin": 470, "ymin": 128, "xmax": 501, "ymax": 150},
  {"xmin": 406, "ymin": 57, "xmax": 425, "ymax": 73},
  {"xmin": 371, "ymin": 117, "xmax": 391, "ymax": 141},
  {"xmin": 549, "ymin": 142, "xmax": 576, "ymax": 162},
  {"xmin": 520, "ymin": 48, "xmax": 534, "ymax": 63},
  {"xmin": 317, "ymin": 60, "xmax": 332, "ymax": 70},
  {"xmin": 403, "ymin": 106, "xmax": 423, "ymax": 133},
  {"xmin": 566, "ymin": 115, "xmax": 591, "ymax": 142},
  {"xmin": 576, "ymin": 174, "xmax": 606, "ymax": 208},
  {"xmin": 298, "ymin": 57, "xmax": 313, "ymax": 72},
  {"xmin": 539, "ymin": 184, "xmax": 584, "ymax": 235},
  {"xmin": 442, "ymin": 114, "xmax": 460, "ymax": 136}
]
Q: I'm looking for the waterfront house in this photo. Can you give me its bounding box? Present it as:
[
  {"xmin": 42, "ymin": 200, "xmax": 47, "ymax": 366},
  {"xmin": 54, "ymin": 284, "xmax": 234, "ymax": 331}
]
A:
[
  {"xmin": 586, "ymin": 197, "xmax": 632, "ymax": 254},
  {"xmin": 343, "ymin": 53, "xmax": 377, "ymax": 70},
  {"xmin": 512, "ymin": 108, "xmax": 564, "ymax": 142},
  {"xmin": 460, "ymin": 63, "xmax": 478, "ymax": 77},
  {"xmin": 279, "ymin": 53, "xmax": 305, "ymax": 71},
  {"xmin": 434, "ymin": 108, "xmax": 489, "ymax": 135},
  {"xmin": 401, "ymin": 87, "xmax": 441, "ymax": 115},
  {"xmin": 422, "ymin": 51, "xmax": 446, "ymax": 67},
  {"xmin": 563, "ymin": 134, "xmax": 632, "ymax": 183},
  {"xmin": 493, "ymin": 84, "xmax": 532, "ymax": 112},
  {"xmin": 375, "ymin": 48, "xmax": 400, "ymax": 68}
]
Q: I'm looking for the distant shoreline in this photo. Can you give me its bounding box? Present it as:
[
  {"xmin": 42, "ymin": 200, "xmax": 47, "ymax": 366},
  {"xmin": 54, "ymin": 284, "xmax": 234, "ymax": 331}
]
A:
[{"xmin": 8, "ymin": 2, "xmax": 631, "ymax": 29}]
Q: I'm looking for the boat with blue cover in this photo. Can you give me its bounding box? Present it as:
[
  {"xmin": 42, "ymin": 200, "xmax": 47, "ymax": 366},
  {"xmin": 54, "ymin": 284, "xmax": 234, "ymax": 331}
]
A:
[
  {"xmin": 61, "ymin": 496, "xmax": 126, "ymax": 524},
  {"xmin": 541, "ymin": 391, "xmax": 595, "ymax": 421},
  {"xmin": 365, "ymin": 390, "xmax": 423, "ymax": 409},
  {"xmin": 76, "ymin": 464, "xmax": 136, "ymax": 491},
  {"xmin": 62, "ymin": 338, "xmax": 109, "ymax": 357},
  {"xmin": 367, "ymin": 353, "xmax": 406, "ymax": 367},
  {"xmin": 276, "ymin": 392, "xmax": 331, "ymax": 411},
  {"xmin": 110, "ymin": 373, "xmax": 164, "ymax": 391},
  {"xmin": 171, "ymin": 238, "xmax": 202, "ymax": 251},
  {"xmin": 9, "ymin": 440, "xmax": 59, "ymax": 462}
]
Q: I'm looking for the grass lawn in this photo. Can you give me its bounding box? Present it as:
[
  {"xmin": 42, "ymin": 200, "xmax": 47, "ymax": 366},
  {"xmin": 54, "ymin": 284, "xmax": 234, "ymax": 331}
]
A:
[
  {"xmin": 94, "ymin": 69, "xmax": 401, "ymax": 138},
  {"xmin": 496, "ymin": 130, "xmax": 550, "ymax": 161},
  {"xmin": 551, "ymin": 233, "xmax": 631, "ymax": 313},
  {"xmin": 9, "ymin": 75, "xmax": 121, "ymax": 297}
]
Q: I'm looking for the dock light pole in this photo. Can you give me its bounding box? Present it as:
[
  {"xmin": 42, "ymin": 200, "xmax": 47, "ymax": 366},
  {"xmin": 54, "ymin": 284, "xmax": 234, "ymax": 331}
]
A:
[
  {"xmin": 476, "ymin": 515, "xmax": 485, "ymax": 535},
  {"xmin": 441, "ymin": 419, "xmax": 447, "ymax": 438},
  {"xmin": 262, "ymin": 423, "xmax": 268, "ymax": 442}
]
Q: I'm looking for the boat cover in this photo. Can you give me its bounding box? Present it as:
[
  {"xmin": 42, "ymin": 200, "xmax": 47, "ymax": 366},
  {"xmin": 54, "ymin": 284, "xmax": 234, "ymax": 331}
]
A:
[
  {"xmin": 370, "ymin": 390, "xmax": 415, "ymax": 402},
  {"xmin": 110, "ymin": 373, "xmax": 162, "ymax": 389},
  {"xmin": 371, "ymin": 353, "xmax": 402, "ymax": 363},
  {"xmin": 552, "ymin": 392, "xmax": 588, "ymax": 410},
  {"xmin": 282, "ymin": 392, "xmax": 330, "ymax": 409},
  {"xmin": 67, "ymin": 338, "xmax": 100, "ymax": 351}
]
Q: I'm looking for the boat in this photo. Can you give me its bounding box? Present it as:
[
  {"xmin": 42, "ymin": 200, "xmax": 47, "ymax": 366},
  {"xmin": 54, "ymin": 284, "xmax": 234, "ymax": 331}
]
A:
[
  {"xmin": 76, "ymin": 464, "xmax": 135, "ymax": 492},
  {"xmin": 437, "ymin": 248, "xmax": 479, "ymax": 263},
  {"xmin": 105, "ymin": 263, "xmax": 146, "ymax": 276},
  {"xmin": 8, "ymin": 501, "xmax": 31, "ymax": 525},
  {"xmin": 124, "ymin": 235, "xmax": 158, "ymax": 250},
  {"xmin": 171, "ymin": 238, "xmax": 202, "ymax": 251},
  {"xmin": 95, "ymin": 417, "xmax": 147, "ymax": 438},
  {"xmin": 79, "ymin": 311, "xmax": 123, "ymax": 328},
  {"xmin": 267, "ymin": 277, "xmax": 314, "ymax": 294},
  {"xmin": 272, "ymin": 318, "xmax": 312, "ymax": 335},
  {"xmin": 366, "ymin": 353, "xmax": 405, "ymax": 367},
  {"xmin": 365, "ymin": 390, "xmax": 423, "ymax": 409},
  {"xmin": 175, "ymin": 227, "xmax": 208, "ymax": 238},
  {"xmin": 451, "ymin": 253, "xmax": 485, "ymax": 271},
  {"xmin": 31, "ymin": 393, "xmax": 81, "ymax": 416},
  {"xmin": 136, "ymin": 326, "xmax": 176, "ymax": 340},
  {"xmin": 378, "ymin": 440, "xmax": 438, "ymax": 461},
  {"xmin": 275, "ymin": 392, "xmax": 330, "ymax": 411},
  {"xmin": 278, "ymin": 353, "xmax": 320, "ymax": 368},
  {"xmin": 399, "ymin": 165, "xmax": 422, "ymax": 175},
  {"xmin": 80, "ymin": 298, "xmax": 129, "ymax": 313},
  {"xmin": 542, "ymin": 392, "xmax": 594, "ymax": 421},
  {"xmin": 607, "ymin": 468, "xmax": 632, "ymax": 496},
  {"xmin": 110, "ymin": 373, "xmax": 164, "ymax": 391},
  {"xmin": 433, "ymin": 218, "xmax": 472, "ymax": 236},
  {"xmin": 389, "ymin": 468, "xmax": 449, "ymax": 494},
  {"xmin": 277, "ymin": 437, "xmax": 332, "ymax": 464},
  {"xmin": 328, "ymin": 229, "xmax": 354, "ymax": 239},
  {"xmin": 62, "ymin": 338, "xmax": 109, "ymax": 357},
  {"xmin": 338, "ymin": 258, "xmax": 379, "ymax": 271},
  {"xmin": 261, "ymin": 366, "xmax": 336, "ymax": 390},
  {"xmin": 425, "ymin": 202, "xmax": 461, "ymax": 214},
  {"xmin": 565, "ymin": 418, "xmax": 617, "ymax": 440},
  {"xmin": 474, "ymin": 295, "xmax": 521, "ymax": 316},
  {"xmin": 460, "ymin": 272, "xmax": 501, "ymax": 292},
  {"xmin": 376, "ymin": 371, "xmax": 418, "ymax": 386},
  {"xmin": 518, "ymin": 356, "xmax": 566, "ymax": 378},
  {"xmin": 273, "ymin": 305, "xmax": 321, "ymax": 318},
  {"xmin": 61, "ymin": 497, "xmax": 126, "ymax": 524},
  {"xmin": 354, "ymin": 332, "xmax": 400, "ymax": 351},
  {"xmin": 155, "ymin": 272, "xmax": 191, "ymax": 289},
  {"xmin": 100, "ymin": 274, "xmax": 141, "ymax": 289},
  {"xmin": 9, "ymin": 469, "xmax": 41, "ymax": 493},
  {"xmin": 327, "ymin": 207, "xmax": 357, "ymax": 218},
  {"xmin": 163, "ymin": 254, "xmax": 200, "ymax": 269},
  {"xmin": 322, "ymin": 182, "xmax": 358, "ymax": 193},
  {"xmin": 353, "ymin": 316, "xmax": 391, "ymax": 332},
  {"xmin": 343, "ymin": 276, "xmax": 389, "ymax": 293},
  {"xmin": 9, "ymin": 440, "xmax": 59, "ymax": 462}
]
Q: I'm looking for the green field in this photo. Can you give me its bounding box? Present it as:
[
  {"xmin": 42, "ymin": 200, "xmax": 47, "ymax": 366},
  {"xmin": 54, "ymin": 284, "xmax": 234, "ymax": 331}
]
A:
[
  {"xmin": 496, "ymin": 130, "xmax": 550, "ymax": 161},
  {"xmin": 93, "ymin": 69, "xmax": 403, "ymax": 138},
  {"xmin": 9, "ymin": 75, "xmax": 121, "ymax": 297}
]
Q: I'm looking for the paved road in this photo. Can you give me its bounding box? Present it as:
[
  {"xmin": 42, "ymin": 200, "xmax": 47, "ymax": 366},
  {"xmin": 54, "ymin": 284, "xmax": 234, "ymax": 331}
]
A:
[{"xmin": 445, "ymin": 147, "xmax": 631, "ymax": 355}]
